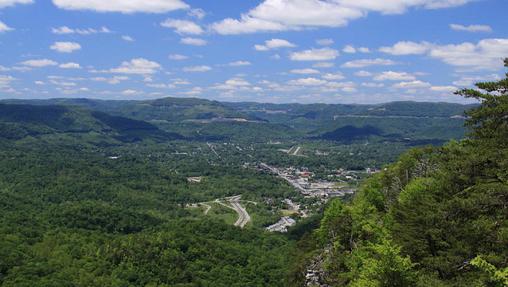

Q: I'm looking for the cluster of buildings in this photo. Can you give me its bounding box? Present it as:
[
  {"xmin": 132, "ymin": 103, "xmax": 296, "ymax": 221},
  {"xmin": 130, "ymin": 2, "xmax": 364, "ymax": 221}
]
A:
[
  {"xmin": 259, "ymin": 163, "xmax": 379, "ymax": 233},
  {"xmin": 266, "ymin": 216, "xmax": 297, "ymax": 232},
  {"xmin": 259, "ymin": 163, "xmax": 355, "ymax": 198}
]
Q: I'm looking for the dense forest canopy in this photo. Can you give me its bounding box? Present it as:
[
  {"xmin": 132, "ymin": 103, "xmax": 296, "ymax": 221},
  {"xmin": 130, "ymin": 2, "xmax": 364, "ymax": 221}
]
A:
[
  {"xmin": 0, "ymin": 62, "xmax": 505, "ymax": 286},
  {"xmin": 311, "ymin": 59, "xmax": 508, "ymax": 286}
]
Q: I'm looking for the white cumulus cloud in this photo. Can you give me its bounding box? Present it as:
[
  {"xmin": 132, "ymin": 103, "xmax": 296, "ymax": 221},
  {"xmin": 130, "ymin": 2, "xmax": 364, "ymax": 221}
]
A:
[
  {"xmin": 92, "ymin": 76, "xmax": 129, "ymax": 85},
  {"xmin": 354, "ymin": 70, "xmax": 372, "ymax": 77},
  {"xmin": 290, "ymin": 68, "xmax": 320, "ymax": 74},
  {"xmin": 342, "ymin": 45, "xmax": 356, "ymax": 53},
  {"xmin": 51, "ymin": 26, "xmax": 111, "ymax": 35},
  {"xmin": 358, "ymin": 47, "xmax": 370, "ymax": 53},
  {"xmin": 20, "ymin": 59, "xmax": 58, "ymax": 67},
  {"xmin": 452, "ymin": 74, "xmax": 500, "ymax": 87},
  {"xmin": 122, "ymin": 35, "xmax": 135, "ymax": 42},
  {"xmin": 362, "ymin": 82, "xmax": 384, "ymax": 88},
  {"xmin": 183, "ymin": 65, "xmax": 212, "ymax": 72},
  {"xmin": 316, "ymin": 38, "xmax": 334, "ymax": 46},
  {"xmin": 0, "ymin": 20, "xmax": 13, "ymax": 32},
  {"xmin": 290, "ymin": 48, "xmax": 339, "ymax": 61},
  {"xmin": 121, "ymin": 89, "xmax": 141, "ymax": 96},
  {"xmin": 288, "ymin": 77, "xmax": 328, "ymax": 86},
  {"xmin": 180, "ymin": 87, "xmax": 203, "ymax": 96},
  {"xmin": 313, "ymin": 62, "xmax": 334, "ymax": 68},
  {"xmin": 324, "ymin": 81, "xmax": 357, "ymax": 93},
  {"xmin": 188, "ymin": 8, "xmax": 205, "ymax": 19},
  {"xmin": 52, "ymin": 0, "xmax": 189, "ymax": 13},
  {"xmin": 180, "ymin": 37, "xmax": 207, "ymax": 46},
  {"xmin": 0, "ymin": 0, "xmax": 32, "ymax": 8},
  {"xmin": 343, "ymin": 45, "xmax": 370, "ymax": 54},
  {"xmin": 430, "ymin": 85, "xmax": 457, "ymax": 92},
  {"xmin": 214, "ymin": 78, "xmax": 253, "ymax": 90},
  {"xmin": 322, "ymin": 72, "xmax": 345, "ymax": 80},
  {"xmin": 381, "ymin": 38, "xmax": 508, "ymax": 70},
  {"xmin": 228, "ymin": 61, "xmax": 251, "ymax": 67},
  {"xmin": 450, "ymin": 24, "xmax": 492, "ymax": 33},
  {"xmin": 374, "ymin": 71, "xmax": 416, "ymax": 81},
  {"xmin": 59, "ymin": 62, "xmax": 81, "ymax": 69},
  {"xmin": 110, "ymin": 58, "xmax": 161, "ymax": 74},
  {"xmin": 168, "ymin": 54, "xmax": 189, "ymax": 60},
  {"xmin": 379, "ymin": 41, "xmax": 431, "ymax": 55},
  {"xmin": 161, "ymin": 19, "xmax": 203, "ymax": 35},
  {"xmin": 393, "ymin": 80, "xmax": 431, "ymax": 89},
  {"xmin": 342, "ymin": 58, "xmax": 396, "ymax": 68},
  {"xmin": 211, "ymin": 0, "xmax": 473, "ymax": 34},
  {"xmin": 0, "ymin": 74, "xmax": 15, "ymax": 88},
  {"xmin": 254, "ymin": 38, "xmax": 296, "ymax": 51},
  {"xmin": 50, "ymin": 41, "xmax": 81, "ymax": 53},
  {"xmin": 429, "ymin": 38, "xmax": 508, "ymax": 70}
]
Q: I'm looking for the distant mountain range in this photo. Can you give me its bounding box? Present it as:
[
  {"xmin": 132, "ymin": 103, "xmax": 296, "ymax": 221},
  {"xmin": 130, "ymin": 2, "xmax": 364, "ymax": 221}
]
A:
[
  {"xmin": 0, "ymin": 97, "xmax": 475, "ymax": 144},
  {"xmin": 0, "ymin": 103, "xmax": 182, "ymax": 142}
]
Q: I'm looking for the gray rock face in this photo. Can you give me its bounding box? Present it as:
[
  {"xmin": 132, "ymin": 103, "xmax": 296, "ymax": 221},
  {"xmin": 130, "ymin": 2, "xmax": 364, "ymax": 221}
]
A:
[{"xmin": 305, "ymin": 248, "xmax": 331, "ymax": 287}]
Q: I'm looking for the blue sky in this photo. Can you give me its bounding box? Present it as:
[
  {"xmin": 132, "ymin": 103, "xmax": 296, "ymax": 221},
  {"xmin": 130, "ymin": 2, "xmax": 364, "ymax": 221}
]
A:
[{"xmin": 0, "ymin": 0, "xmax": 507, "ymax": 104}]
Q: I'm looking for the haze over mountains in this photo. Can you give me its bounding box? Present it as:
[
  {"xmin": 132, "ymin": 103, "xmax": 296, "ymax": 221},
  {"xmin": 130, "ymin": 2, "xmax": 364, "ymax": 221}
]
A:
[
  {"xmin": 1, "ymin": 0, "xmax": 507, "ymax": 286},
  {"xmin": 0, "ymin": 78, "xmax": 506, "ymax": 286},
  {"xmin": 0, "ymin": 98, "xmax": 472, "ymax": 145}
]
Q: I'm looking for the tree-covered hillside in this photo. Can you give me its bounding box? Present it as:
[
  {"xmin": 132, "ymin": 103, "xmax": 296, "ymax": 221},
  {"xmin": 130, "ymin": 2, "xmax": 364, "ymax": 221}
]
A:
[
  {"xmin": 0, "ymin": 75, "xmax": 494, "ymax": 287},
  {"xmin": 0, "ymin": 103, "xmax": 182, "ymax": 142},
  {"xmin": 303, "ymin": 59, "xmax": 508, "ymax": 286},
  {"xmin": 2, "ymin": 98, "xmax": 471, "ymax": 144},
  {"xmin": 2, "ymin": 97, "xmax": 251, "ymax": 123},
  {"xmin": 0, "ymin": 138, "xmax": 300, "ymax": 286},
  {"xmin": 226, "ymin": 101, "xmax": 474, "ymax": 120}
]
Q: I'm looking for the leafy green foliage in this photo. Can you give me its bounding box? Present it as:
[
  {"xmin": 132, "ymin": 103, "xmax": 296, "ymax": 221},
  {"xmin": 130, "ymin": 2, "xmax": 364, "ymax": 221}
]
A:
[
  {"xmin": 471, "ymin": 256, "xmax": 508, "ymax": 286},
  {"xmin": 0, "ymin": 143, "xmax": 298, "ymax": 286},
  {"xmin": 1, "ymin": 220, "xmax": 294, "ymax": 287},
  {"xmin": 319, "ymin": 125, "xmax": 381, "ymax": 142},
  {"xmin": 312, "ymin": 59, "xmax": 508, "ymax": 286},
  {"xmin": 0, "ymin": 68, "xmax": 488, "ymax": 286},
  {"xmin": 0, "ymin": 103, "xmax": 183, "ymax": 142},
  {"xmin": 47, "ymin": 201, "xmax": 163, "ymax": 234},
  {"xmin": 349, "ymin": 240, "xmax": 417, "ymax": 287},
  {"xmin": 2, "ymin": 97, "xmax": 470, "ymax": 145}
]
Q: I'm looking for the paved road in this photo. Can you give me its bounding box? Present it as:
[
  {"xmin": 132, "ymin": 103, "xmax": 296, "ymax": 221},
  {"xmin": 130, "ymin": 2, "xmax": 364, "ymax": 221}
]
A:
[
  {"xmin": 260, "ymin": 163, "xmax": 308, "ymax": 193},
  {"xmin": 228, "ymin": 196, "xmax": 251, "ymax": 228},
  {"xmin": 291, "ymin": 146, "xmax": 301, "ymax": 156},
  {"xmin": 207, "ymin": 142, "xmax": 220, "ymax": 157},
  {"xmin": 214, "ymin": 196, "xmax": 251, "ymax": 228}
]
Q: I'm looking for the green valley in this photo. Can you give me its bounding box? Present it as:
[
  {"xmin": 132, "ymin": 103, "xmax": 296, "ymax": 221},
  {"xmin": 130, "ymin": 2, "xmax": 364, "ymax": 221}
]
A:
[{"xmin": 0, "ymin": 62, "xmax": 507, "ymax": 286}]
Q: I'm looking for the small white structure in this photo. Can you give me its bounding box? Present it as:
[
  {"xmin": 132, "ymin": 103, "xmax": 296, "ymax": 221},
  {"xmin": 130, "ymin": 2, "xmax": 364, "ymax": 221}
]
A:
[
  {"xmin": 187, "ymin": 177, "xmax": 203, "ymax": 183},
  {"xmin": 266, "ymin": 216, "xmax": 297, "ymax": 233}
]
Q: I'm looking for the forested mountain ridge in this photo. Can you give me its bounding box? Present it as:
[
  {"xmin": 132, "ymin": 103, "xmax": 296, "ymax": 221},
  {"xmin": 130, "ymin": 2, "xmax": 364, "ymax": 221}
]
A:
[
  {"xmin": 2, "ymin": 98, "xmax": 473, "ymax": 121},
  {"xmin": 0, "ymin": 125, "xmax": 297, "ymax": 286},
  {"xmin": 0, "ymin": 103, "xmax": 183, "ymax": 142},
  {"xmin": 0, "ymin": 98, "xmax": 471, "ymax": 144},
  {"xmin": 0, "ymin": 68, "xmax": 497, "ymax": 287},
  {"xmin": 301, "ymin": 59, "xmax": 508, "ymax": 286},
  {"xmin": 226, "ymin": 101, "xmax": 475, "ymax": 120},
  {"xmin": 1, "ymin": 97, "xmax": 251, "ymax": 123}
]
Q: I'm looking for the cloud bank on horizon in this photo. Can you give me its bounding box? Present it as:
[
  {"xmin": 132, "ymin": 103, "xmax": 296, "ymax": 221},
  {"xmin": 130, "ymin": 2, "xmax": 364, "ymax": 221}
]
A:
[{"xmin": 0, "ymin": 0, "xmax": 506, "ymax": 104}]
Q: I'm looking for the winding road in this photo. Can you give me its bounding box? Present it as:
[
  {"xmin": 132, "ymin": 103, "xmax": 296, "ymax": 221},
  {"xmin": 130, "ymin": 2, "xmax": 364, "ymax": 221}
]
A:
[
  {"xmin": 200, "ymin": 203, "xmax": 212, "ymax": 215},
  {"xmin": 228, "ymin": 196, "xmax": 251, "ymax": 228},
  {"xmin": 214, "ymin": 196, "xmax": 251, "ymax": 228},
  {"xmin": 291, "ymin": 146, "xmax": 302, "ymax": 156}
]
